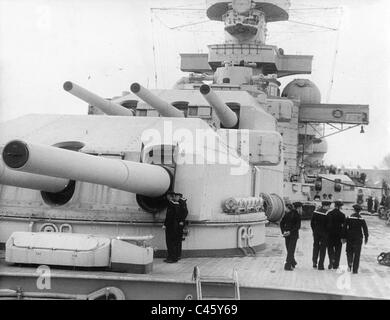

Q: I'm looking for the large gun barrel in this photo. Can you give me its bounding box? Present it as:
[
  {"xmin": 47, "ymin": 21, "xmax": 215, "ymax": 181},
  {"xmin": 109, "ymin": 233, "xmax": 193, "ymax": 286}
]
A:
[
  {"xmin": 2, "ymin": 141, "xmax": 171, "ymax": 198},
  {"xmin": 64, "ymin": 81, "xmax": 134, "ymax": 116},
  {"xmin": 0, "ymin": 157, "xmax": 69, "ymax": 193},
  {"xmin": 200, "ymin": 85, "xmax": 238, "ymax": 128},
  {"xmin": 130, "ymin": 83, "xmax": 184, "ymax": 118}
]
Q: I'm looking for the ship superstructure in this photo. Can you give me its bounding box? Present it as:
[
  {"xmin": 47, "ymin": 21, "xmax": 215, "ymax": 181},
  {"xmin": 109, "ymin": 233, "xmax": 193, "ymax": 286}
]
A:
[{"xmin": 175, "ymin": 0, "xmax": 369, "ymax": 204}]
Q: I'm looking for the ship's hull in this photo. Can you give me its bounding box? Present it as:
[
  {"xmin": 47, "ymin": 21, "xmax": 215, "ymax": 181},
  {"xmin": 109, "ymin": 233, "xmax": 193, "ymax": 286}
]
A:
[{"xmin": 0, "ymin": 268, "xmax": 372, "ymax": 300}]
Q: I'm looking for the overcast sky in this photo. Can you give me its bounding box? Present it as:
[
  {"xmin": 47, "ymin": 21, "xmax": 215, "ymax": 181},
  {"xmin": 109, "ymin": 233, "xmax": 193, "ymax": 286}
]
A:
[{"xmin": 0, "ymin": 0, "xmax": 389, "ymax": 169}]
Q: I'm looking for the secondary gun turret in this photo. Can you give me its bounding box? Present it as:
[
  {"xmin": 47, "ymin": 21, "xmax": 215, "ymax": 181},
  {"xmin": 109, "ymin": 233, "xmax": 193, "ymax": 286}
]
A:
[
  {"xmin": 130, "ymin": 83, "xmax": 184, "ymax": 118},
  {"xmin": 2, "ymin": 140, "xmax": 172, "ymax": 198},
  {"xmin": 200, "ymin": 85, "xmax": 238, "ymax": 128},
  {"xmin": 64, "ymin": 81, "xmax": 134, "ymax": 116}
]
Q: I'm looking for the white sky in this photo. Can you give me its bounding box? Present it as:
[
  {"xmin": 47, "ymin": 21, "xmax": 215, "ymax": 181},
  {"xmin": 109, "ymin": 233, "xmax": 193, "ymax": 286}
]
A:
[{"xmin": 0, "ymin": 0, "xmax": 389, "ymax": 168}]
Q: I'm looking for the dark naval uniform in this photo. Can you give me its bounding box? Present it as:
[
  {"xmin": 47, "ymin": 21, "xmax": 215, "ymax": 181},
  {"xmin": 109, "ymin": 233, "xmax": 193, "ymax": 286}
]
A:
[
  {"xmin": 367, "ymin": 197, "xmax": 373, "ymax": 213},
  {"xmin": 343, "ymin": 213, "xmax": 369, "ymax": 273},
  {"xmin": 311, "ymin": 207, "xmax": 330, "ymax": 269},
  {"xmin": 327, "ymin": 208, "xmax": 346, "ymax": 269},
  {"xmin": 280, "ymin": 208, "xmax": 301, "ymax": 269},
  {"xmin": 164, "ymin": 200, "xmax": 180, "ymax": 262},
  {"xmin": 177, "ymin": 197, "xmax": 188, "ymax": 259}
]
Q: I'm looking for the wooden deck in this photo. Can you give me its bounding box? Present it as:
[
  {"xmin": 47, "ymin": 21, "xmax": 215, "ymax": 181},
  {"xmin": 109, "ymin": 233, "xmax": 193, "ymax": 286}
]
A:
[{"xmin": 1, "ymin": 215, "xmax": 389, "ymax": 299}]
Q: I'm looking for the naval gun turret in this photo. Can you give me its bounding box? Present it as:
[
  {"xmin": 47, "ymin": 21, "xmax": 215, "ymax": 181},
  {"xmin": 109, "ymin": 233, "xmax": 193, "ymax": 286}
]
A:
[{"xmin": 0, "ymin": 111, "xmax": 277, "ymax": 257}]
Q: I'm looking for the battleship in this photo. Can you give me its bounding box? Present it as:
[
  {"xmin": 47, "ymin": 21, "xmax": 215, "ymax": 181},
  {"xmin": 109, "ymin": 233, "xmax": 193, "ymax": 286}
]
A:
[{"xmin": 0, "ymin": 0, "xmax": 389, "ymax": 300}]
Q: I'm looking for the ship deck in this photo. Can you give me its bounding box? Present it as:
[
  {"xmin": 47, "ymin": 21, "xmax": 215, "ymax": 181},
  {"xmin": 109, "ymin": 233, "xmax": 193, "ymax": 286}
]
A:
[{"xmin": 0, "ymin": 215, "xmax": 389, "ymax": 300}]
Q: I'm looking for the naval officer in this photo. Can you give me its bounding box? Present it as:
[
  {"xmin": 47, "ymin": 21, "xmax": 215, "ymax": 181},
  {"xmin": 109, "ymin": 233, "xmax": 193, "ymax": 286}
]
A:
[
  {"xmin": 163, "ymin": 191, "xmax": 180, "ymax": 263},
  {"xmin": 175, "ymin": 193, "xmax": 188, "ymax": 260},
  {"xmin": 311, "ymin": 201, "xmax": 331, "ymax": 270},
  {"xmin": 342, "ymin": 204, "xmax": 369, "ymax": 274}
]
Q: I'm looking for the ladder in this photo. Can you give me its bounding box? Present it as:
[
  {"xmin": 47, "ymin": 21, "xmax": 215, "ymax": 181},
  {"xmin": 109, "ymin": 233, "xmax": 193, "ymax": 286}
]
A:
[{"xmin": 192, "ymin": 266, "xmax": 240, "ymax": 300}]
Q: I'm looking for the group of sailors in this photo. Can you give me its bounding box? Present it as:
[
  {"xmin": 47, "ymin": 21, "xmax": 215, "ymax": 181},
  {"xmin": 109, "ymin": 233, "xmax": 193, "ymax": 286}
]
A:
[
  {"xmin": 366, "ymin": 195, "xmax": 380, "ymax": 213},
  {"xmin": 281, "ymin": 200, "xmax": 369, "ymax": 274},
  {"xmin": 162, "ymin": 192, "xmax": 370, "ymax": 272}
]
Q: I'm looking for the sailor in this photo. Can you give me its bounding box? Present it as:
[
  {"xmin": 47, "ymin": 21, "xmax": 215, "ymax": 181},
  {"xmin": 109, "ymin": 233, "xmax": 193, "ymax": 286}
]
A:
[
  {"xmin": 327, "ymin": 200, "xmax": 346, "ymax": 269},
  {"xmin": 280, "ymin": 201, "xmax": 302, "ymax": 271},
  {"xmin": 374, "ymin": 196, "xmax": 379, "ymax": 213},
  {"xmin": 366, "ymin": 196, "xmax": 373, "ymax": 213},
  {"xmin": 380, "ymin": 195, "xmax": 385, "ymax": 207},
  {"xmin": 342, "ymin": 204, "xmax": 369, "ymax": 274},
  {"xmin": 357, "ymin": 191, "xmax": 364, "ymax": 205},
  {"xmin": 162, "ymin": 191, "xmax": 180, "ymax": 263},
  {"xmin": 311, "ymin": 201, "xmax": 331, "ymax": 270},
  {"xmin": 385, "ymin": 195, "xmax": 390, "ymax": 211},
  {"xmin": 175, "ymin": 193, "xmax": 188, "ymax": 260}
]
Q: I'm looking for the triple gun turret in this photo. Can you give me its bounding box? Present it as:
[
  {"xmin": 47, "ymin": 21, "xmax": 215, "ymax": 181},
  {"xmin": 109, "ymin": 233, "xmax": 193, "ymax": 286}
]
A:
[
  {"xmin": 0, "ymin": 82, "xmax": 241, "ymax": 197},
  {"xmin": 65, "ymin": 81, "xmax": 239, "ymax": 128}
]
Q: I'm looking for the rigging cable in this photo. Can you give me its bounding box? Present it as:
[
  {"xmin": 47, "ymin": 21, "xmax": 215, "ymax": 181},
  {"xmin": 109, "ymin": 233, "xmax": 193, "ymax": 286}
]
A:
[
  {"xmin": 326, "ymin": 5, "xmax": 344, "ymax": 103},
  {"xmin": 324, "ymin": 4, "xmax": 344, "ymax": 139},
  {"xmin": 288, "ymin": 20, "xmax": 338, "ymax": 31},
  {"xmin": 150, "ymin": 9, "xmax": 159, "ymax": 88}
]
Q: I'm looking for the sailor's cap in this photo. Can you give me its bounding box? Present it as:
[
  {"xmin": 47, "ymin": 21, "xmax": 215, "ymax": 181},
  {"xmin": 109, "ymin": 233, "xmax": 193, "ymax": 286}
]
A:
[
  {"xmin": 293, "ymin": 202, "xmax": 303, "ymax": 208},
  {"xmin": 353, "ymin": 204, "xmax": 362, "ymax": 211}
]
